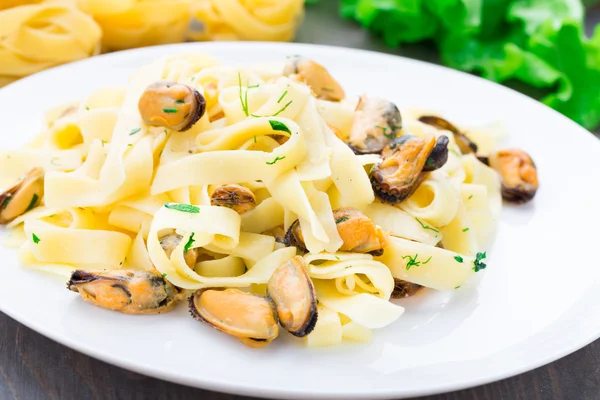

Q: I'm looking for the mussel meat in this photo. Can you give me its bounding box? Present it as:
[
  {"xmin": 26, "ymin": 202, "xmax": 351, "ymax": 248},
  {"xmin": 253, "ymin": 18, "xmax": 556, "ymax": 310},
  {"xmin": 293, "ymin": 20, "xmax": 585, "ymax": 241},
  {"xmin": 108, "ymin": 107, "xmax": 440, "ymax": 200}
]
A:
[
  {"xmin": 418, "ymin": 115, "xmax": 478, "ymax": 154},
  {"xmin": 490, "ymin": 149, "xmax": 538, "ymax": 203},
  {"xmin": 391, "ymin": 279, "xmax": 424, "ymax": 299},
  {"xmin": 267, "ymin": 256, "xmax": 317, "ymax": 337},
  {"xmin": 189, "ymin": 288, "xmax": 279, "ymax": 348},
  {"xmin": 159, "ymin": 233, "xmax": 198, "ymax": 269},
  {"xmin": 370, "ymin": 134, "xmax": 438, "ymax": 204},
  {"xmin": 138, "ymin": 81, "xmax": 206, "ymax": 132},
  {"xmin": 347, "ymin": 95, "xmax": 402, "ymax": 154},
  {"xmin": 283, "ymin": 56, "xmax": 345, "ymax": 101},
  {"xmin": 0, "ymin": 167, "xmax": 44, "ymax": 224},
  {"xmin": 67, "ymin": 270, "xmax": 179, "ymax": 314},
  {"xmin": 285, "ymin": 208, "xmax": 387, "ymax": 256},
  {"xmin": 210, "ymin": 184, "xmax": 256, "ymax": 214}
]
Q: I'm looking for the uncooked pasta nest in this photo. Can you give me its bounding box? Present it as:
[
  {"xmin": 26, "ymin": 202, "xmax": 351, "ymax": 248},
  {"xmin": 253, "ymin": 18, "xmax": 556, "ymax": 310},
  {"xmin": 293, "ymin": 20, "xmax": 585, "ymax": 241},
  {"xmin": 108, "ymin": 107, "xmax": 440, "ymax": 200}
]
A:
[{"xmin": 0, "ymin": 53, "xmax": 538, "ymax": 348}]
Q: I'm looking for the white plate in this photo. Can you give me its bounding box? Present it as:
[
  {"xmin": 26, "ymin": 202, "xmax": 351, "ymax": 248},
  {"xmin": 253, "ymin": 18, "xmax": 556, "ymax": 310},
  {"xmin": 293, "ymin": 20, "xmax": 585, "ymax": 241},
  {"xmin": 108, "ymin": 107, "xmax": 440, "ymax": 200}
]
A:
[{"xmin": 1, "ymin": 42, "xmax": 600, "ymax": 400}]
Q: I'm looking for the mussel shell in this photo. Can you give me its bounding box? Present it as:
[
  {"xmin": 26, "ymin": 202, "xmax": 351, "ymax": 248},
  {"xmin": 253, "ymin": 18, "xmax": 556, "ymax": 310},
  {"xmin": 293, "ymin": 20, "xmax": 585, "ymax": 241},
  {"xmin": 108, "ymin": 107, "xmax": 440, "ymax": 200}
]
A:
[
  {"xmin": 159, "ymin": 233, "xmax": 198, "ymax": 270},
  {"xmin": 423, "ymin": 136, "xmax": 449, "ymax": 172},
  {"xmin": 267, "ymin": 256, "xmax": 318, "ymax": 337},
  {"xmin": 284, "ymin": 219, "xmax": 306, "ymax": 251},
  {"xmin": 418, "ymin": 115, "xmax": 478, "ymax": 154},
  {"xmin": 283, "ymin": 56, "xmax": 345, "ymax": 102},
  {"xmin": 189, "ymin": 288, "xmax": 279, "ymax": 348},
  {"xmin": 0, "ymin": 167, "xmax": 44, "ymax": 224},
  {"xmin": 492, "ymin": 149, "xmax": 538, "ymax": 204},
  {"xmin": 371, "ymin": 134, "xmax": 435, "ymax": 204},
  {"xmin": 391, "ymin": 279, "xmax": 424, "ymax": 299},
  {"xmin": 210, "ymin": 184, "xmax": 256, "ymax": 214},
  {"xmin": 348, "ymin": 96, "xmax": 402, "ymax": 155},
  {"xmin": 67, "ymin": 270, "xmax": 178, "ymax": 314}
]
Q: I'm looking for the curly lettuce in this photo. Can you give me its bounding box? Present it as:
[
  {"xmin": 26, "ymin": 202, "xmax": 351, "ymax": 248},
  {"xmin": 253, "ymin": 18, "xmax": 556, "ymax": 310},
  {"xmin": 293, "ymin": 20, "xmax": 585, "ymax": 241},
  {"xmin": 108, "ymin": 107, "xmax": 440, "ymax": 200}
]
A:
[{"xmin": 341, "ymin": 0, "xmax": 600, "ymax": 130}]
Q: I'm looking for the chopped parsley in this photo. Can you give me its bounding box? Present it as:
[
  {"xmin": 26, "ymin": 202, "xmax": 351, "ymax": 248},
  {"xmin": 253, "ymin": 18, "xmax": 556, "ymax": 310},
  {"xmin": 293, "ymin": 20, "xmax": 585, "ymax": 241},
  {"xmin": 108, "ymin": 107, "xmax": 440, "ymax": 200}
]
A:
[
  {"xmin": 473, "ymin": 252, "xmax": 487, "ymax": 272},
  {"xmin": 164, "ymin": 203, "xmax": 200, "ymax": 213},
  {"xmin": 454, "ymin": 255, "xmax": 464, "ymax": 263},
  {"xmin": 415, "ymin": 217, "xmax": 439, "ymax": 233},
  {"xmin": 462, "ymin": 228, "xmax": 470, "ymax": 232},
  {"xmin": 162, "ymin": 273, "xmax": 167, "ymax": 278},
  {"xmin": 468, "ymin": 195, "xmax": 473, "ymax": 200},
  {"xmin": 401, "ymin": 254, "xmax": 429, "ymax": 270},
  {"xmin": 183, "ymin": 113, "xmax": 189, "ymax": 119},
  {"xmin": 50, "ymin": 157, "xmax": 60, "ymax": 166},
  {"xmin": 184, "ymin": 232, "xmax": 195, "ymax": 253},
  {"xmin": 334, "ymin": 256, "xmax": 340, "ymax": 260},
  {"xmin": 273, "ymin": 100, "xmax": 293, "ymax": 116},
  {"xmin": 335, "ymin": 216, "xmax": 349, "ymax": 224},
  {"xmin": 32, "ymin": 233, "xmax": 40, "ymax": 244},
  {"xmin": 162, "ymin": 108, "xmax": 178, "ymax": 113},
  {"xmin": 85, "ymin": 106, "xmax": 89, "ymax": 110},
  {"xmin": 164, "ymin": 129, "xmax": 168, "ymax": 135},
  {"xmin": 369, "ymin": 164, "xmax": 376, "ymax": 174},
  {"xmin": 25, "ymin": 194, "xmax": 38, "ymax": 212},
  {"xmin": 266, "ymin": 156, "xmax": 286, "ymax": 165},
  {"xmin": 175, "ymin": 99, "xmax": 185, "ymax": 104},
  {"xmin": 455, "ymin": 285, "xmax": 461, "ymax": 289},
  {"xmin": 238, "ymin": 72, "xmax": 250, "ymax": 116},
  {"xmin": 277, "ymin": 89, "xmax": 288, "ymax": 103},
  {"xmin": 190, "ymin": 76, "xmax": 195, "ymax": 81},
  {"xmin": 101, "ymin": 140, "xmax": 106, "ymax": 147},
  {"xmin": 129, "ymin": 128, "xmax": 141, "ymax": 135},
  {"xmin": 268, "ymin": 120, "xmax": 291, "ymax": 134}
]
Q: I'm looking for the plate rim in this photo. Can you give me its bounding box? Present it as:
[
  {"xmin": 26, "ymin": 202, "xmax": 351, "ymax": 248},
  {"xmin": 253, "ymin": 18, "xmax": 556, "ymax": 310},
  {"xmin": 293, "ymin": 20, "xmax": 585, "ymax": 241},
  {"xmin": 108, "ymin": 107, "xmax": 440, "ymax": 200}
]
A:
[{"xmin": 1, "ymin": 41, "xmax": 600, "ymax": 400}]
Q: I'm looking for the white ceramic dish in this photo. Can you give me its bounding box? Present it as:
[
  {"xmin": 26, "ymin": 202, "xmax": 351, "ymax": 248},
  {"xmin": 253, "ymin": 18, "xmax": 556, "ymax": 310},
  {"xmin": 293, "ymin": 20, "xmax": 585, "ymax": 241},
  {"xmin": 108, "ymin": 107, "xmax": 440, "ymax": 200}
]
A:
[{"xmin": 1, "ymin": 42, "xmax": 600, "ymax": 400}]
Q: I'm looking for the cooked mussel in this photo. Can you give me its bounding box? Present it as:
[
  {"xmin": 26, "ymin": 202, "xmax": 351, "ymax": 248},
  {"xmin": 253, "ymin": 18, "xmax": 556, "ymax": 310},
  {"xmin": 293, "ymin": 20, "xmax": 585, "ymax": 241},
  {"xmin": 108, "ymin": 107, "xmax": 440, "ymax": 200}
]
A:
[
  {"xmin": 210, "ymin": 184, "xmax": 256, "ymax": 214},
  {"xmin": 391, "ymin": 279, "xmax": 424, "ymax": 299},
  {"xmin": 159, "ymin": 233, "xmax": 198, "ymax": 269},
  {"xmin": 67, "ymin": 270, "xmax": 179, "ymax": 314},
  {"xmin": 347, "ymin": 95, "xmax": 402, "ymax": 154},
  {"xmin": 490, "ymin": 149, "xmax": 538, "ymax": 203},
  {"xmin": 138, "ymin": 81, "xmax": 206, "ymax": 132},
  {"xmin": 370, "ymin": 135, "xmax": 437, "ymax": 204},
  {"xmin": 0, "ymin": 167, "xmax": 44, "ymax": 224},
  {"xmin": 418, "ymin": 115, "xmax": 478, "ymax": 154},
  {"xmin": 285, "ymin": 208, "xmax": 387, "ymax": 256},
  {"xmin": 283, "ymin": 56, "xmax": 345, "ymax": 101},
  {"xmin": 189, "ymin": 288, "xmax": 279, "ymax": 348},
  {"xmin": 423, "ymin": 135, "xmax": 449, "ymax": 172},
  {"xmin": 267, "ymin": 256, "xmax": 317, "ymax": 337}
]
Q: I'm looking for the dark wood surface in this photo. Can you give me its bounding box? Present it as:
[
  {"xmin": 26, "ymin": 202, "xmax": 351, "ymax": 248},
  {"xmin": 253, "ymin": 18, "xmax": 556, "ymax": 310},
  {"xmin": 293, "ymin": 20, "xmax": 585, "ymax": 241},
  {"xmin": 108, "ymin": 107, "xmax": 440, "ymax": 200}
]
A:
[{"xmin": 2, "ymin": 2, "xmax": 600, "ymax": 400}]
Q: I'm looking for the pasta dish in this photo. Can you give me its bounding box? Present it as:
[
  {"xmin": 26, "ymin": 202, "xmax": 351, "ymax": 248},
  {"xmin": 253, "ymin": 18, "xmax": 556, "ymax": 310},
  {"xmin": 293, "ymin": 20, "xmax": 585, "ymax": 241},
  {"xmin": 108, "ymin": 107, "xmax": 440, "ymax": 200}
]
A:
[{"xmin": 0, "ymin": 53, "xmax": 539, "ymax": 348}]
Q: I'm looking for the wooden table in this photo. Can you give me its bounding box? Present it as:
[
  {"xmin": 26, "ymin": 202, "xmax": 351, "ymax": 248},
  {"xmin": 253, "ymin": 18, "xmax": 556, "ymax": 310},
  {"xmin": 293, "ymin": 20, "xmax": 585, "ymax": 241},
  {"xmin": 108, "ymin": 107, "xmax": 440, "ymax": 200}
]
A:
[{"xmin": 2, "ymin": 2, "xmax": 600, "ymax": 399}]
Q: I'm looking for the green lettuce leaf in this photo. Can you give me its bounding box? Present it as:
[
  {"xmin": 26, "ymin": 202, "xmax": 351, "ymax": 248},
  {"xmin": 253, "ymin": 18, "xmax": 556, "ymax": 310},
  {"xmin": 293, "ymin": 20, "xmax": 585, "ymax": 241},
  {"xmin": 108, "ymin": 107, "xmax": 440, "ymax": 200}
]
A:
[{"xmin": 340, "ymin": 0, "xmax": 600, "ymax": 129}]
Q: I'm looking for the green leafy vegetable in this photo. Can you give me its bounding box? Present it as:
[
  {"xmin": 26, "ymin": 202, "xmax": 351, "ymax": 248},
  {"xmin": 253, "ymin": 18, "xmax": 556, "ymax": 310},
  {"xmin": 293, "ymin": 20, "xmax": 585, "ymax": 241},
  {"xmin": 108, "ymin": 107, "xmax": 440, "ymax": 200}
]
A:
[
  {"xmin": 340, "ymin": 0, "xmax": 600, "ymax": 129},
  {"xmin": 184, "ymin": 232, "xmax": 195, "ymax": 253},
  {"xmin": 268, "ymin": 120, "xmax": 292, "ymax": 134},
  {"xmin": 164, "ymin": 203, "xmax": 200, "ymax": 213},
  {"xmin": 473, "ymin": 251, "xmax": 487, "ymax": 272},
  {"xmin": 454, "ymin": 255, "xmax": 464, "ymax": 263},
  {"xmin": 32, "ymin": 233, "xmax": 40, "ymax": 244}
]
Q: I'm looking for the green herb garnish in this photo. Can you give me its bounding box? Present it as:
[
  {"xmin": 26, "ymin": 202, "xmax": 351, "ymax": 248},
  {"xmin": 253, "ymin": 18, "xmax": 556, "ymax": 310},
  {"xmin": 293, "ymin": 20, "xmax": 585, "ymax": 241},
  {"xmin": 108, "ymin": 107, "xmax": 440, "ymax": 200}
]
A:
[
  {"xmin": 101, "ymin": 140, "xmax": 106, "ymax": 147},
  {"xmin": 175, "ymin": 99, "xmax": 185, "ymax": 104},
  {"xmin": 454, "ymin": 255, "xmax": 464, "ymax": 263},
  {"xmin": 32, "ymin": 233, "xmax": 40, "ymax": 244},
  {"xmin": 268, "ymin": 120, "xmax": 291, "ymax": 134},
  {"xmin": 184, "ymin": 232, "xmax": 195, "ymax": 253},
  {"xmin": 415, "ymin": 217, "xmax": 439, "ymax": 233},
  {"xmin": 423, "ymin": 256, "xmax": 432, "ymax": 264},
  {"xmin": 162, "ymin": 108, "xmax": 178, "ymax": 113},
  {"xmin": 162, "ymin": 273, "xmax": 167, "ymax": 278},
  {"xmin": 335, "ymin": 216, "xmax": 349, "ymax": 224},
  {"xmin": 277, "ymin": 89, "xmax": 288, "ymax": 103},
  {"xmin": 266, "ymin": 156, "xmax": 286, "ymax": 165},
  {"xmin": 462, "ymin": 227, "xmax": 470, "ymax": 232},
  {"xmin": 455, "ymin": 285, "xmax": 461, "ymax": 289},
  {"xmin": 238, "ymin": 72, "xmax": 250, "ymax": 116},
  {"xmin": 402, "ymin": 254, "xmax": 427, "ymax": 270},
  {"xmin": 334, "ymin": 256, "xmax": 340, "ymax": 260},
  {"xmin": 468, "ymin": 195, "xmax": 473, "ymax": 200},
  {"xmin": 25, "ymin": 194, "xmax": 38, "ymax": 212},
  {"xmin": 164, "ymin": 203, "xmax": 200, "ymax": 213},
  {"xmin": 253, "ymin": 135, "xmax": 257, "ymax": 143},
  {"xmin": 129, "ymin": 128, "xmax": 141, "ymax": 135},
  {"xmin": 273, "ymin": 100, "xmax": 293, "ymax": 117},
  {"xmin": 473, "ymin": 251, "xmax": 487, "ymax": 272}
]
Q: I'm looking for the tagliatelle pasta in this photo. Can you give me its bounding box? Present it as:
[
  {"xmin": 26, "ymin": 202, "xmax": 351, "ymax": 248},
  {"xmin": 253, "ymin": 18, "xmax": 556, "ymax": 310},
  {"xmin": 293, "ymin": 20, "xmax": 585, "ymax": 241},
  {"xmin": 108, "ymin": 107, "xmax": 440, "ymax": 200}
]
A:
[{"xmin": 0, "ymin": 53, "xmax": 516, "ymax": 349}]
